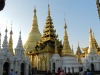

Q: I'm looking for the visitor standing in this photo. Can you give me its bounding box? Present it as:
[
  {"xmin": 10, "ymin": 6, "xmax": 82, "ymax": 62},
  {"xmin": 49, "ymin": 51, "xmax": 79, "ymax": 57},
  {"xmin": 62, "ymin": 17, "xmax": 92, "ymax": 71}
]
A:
[
  {"xmin": 60, "ymin": 70, "xmax": 66, "ymax": 75},
  {"xmin": 15, "ymin": 71, "xmax": 18, "ymax": 75},
  {"xmin": 57, "ymin": 67, "xmax": 61, "ymax": 75},
  {"xmin": 86, "ymin": 69, "xmax": 92, "ymax": 75},
  {"xmin": 10, "ymin": 69, "xmax": 14, "ymax": 75},
  {"xmin": 79, "ymin": 68, "xmax": 85, "ymax": 75}
]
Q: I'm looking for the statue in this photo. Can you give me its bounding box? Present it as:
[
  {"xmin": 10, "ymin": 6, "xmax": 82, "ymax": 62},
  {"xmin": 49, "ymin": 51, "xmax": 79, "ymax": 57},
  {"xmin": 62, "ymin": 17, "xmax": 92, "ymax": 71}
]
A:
[{"xmin": 0, "ymin": 0, "xmax": 5, "ymax": 11}]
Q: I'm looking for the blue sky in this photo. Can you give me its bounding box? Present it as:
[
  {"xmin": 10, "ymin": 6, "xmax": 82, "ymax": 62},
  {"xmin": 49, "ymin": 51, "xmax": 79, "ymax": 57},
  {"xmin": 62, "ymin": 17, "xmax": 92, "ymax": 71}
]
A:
[{"xmin": 0, "ymin": 0, "xmax": 100, "ymax": 53}]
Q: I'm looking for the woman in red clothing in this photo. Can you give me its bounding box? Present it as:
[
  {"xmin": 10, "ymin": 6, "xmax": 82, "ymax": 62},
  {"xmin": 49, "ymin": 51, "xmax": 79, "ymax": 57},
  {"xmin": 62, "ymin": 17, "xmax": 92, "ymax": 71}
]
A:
[{"xmin": 57, "ymin": 67, "xmax": 61, "ymax": 75}]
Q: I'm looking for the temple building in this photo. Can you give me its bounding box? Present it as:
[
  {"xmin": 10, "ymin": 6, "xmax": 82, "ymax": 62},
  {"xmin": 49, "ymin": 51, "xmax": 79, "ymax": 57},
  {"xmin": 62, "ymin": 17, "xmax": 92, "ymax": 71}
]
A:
[
  {"xmin": 50, "ymin": 20, "xmax": 82, "ymax": 73},
  {"xmin": 82, "ymin": 29, "xmax": 100, "ymax": 71},
  {"xmin": 0, "ymin": 28, "xmax": 30, "ymax": 75},
  {"xmin": 24, "ymin": 5, "xmax": 82, "ymax": 73}
]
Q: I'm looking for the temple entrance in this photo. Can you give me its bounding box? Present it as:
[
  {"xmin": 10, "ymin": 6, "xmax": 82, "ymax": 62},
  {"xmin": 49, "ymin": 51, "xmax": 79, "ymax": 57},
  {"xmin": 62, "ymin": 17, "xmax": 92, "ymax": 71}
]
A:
[
  {"xmin": 91, "ymin": 63, "xmax": 94, "ymax": 71},
  {"xmin": 52, "ymin": 62, "xmax": 55, "ymax": 72},
  {"xmin": 3, "ymin": 62, "xmax": 10, "ymax": 75},
  {"xmin": 21, "ymin": 63, "xmax": 25, "ymax": 75}
]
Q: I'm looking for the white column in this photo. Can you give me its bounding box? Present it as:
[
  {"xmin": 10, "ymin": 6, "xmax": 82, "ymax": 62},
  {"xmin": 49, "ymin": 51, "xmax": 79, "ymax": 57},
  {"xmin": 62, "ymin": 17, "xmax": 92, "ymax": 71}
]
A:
[
  {"xmin": 0, "ymin": 62, "xmax": 2, "ymax": 75},
  {"xmin": 0, "ymin": 62, "xmax": 3, "ymax": 75},
  {"xmin": 25, "ymin": 64, "xmax": 28, "ymax": 75},
  {"xmin": 15, "ymin": 61, "xmax": 18, "ymax": 72},
  {"xmin": 18, "ymin": 62, "xmax": 21, "ymax": 75},
  {"xmin": 51, "ymin": 62, "xmax": 52, "ymax": 72},
  {"xmin": 55, "ymin": 61, "xmax": 57, "ymax": 73},
  {"xmin": 10, "ymin": 61, "xmax": 14, "ymax": 70}
]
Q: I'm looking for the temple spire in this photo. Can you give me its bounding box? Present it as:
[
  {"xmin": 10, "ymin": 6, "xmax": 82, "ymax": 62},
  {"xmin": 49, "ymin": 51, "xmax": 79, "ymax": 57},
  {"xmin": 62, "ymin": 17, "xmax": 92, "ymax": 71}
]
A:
[
  {"xmin": 76, "ymin": 42, "xmax": 82, "ymax": 64},
  {"xmin": 32, "ymin": 6, "xmax": 38, "ymax": 28},
  {"xmin": 88, "ymin": 28, "xmax": 97, "ymax": 54},
  {"xmin": 64, "ymin": 18, "xmax": 67, "ymax": 36},
  {"xmin": 61, "ymin": 19, "xmax": 73, "ymax": 56},
  {"xmin": 15, "ymin": 31, "xmax": 24, "ymax": 57},
  {"xmin": 2, "ymin": 28, "xmax": 9, "ymax": 51},
  {"xmin": 41, "ymin": 4, "xmax": 57, "ymax": 42},
  {"xmin": 48, "ymin": 4, "xmax": 50, "ymax": 16},
  {"xmin": 76, "ymin": 42, "xmax": 82, "ymax": 55},
  {"xmin": 24, "ymin": 6, "xmax": 41, "ymax": 52},
  {"xmin": 8, "ymin": 23, "xmax": 14, "ymax": 55}
]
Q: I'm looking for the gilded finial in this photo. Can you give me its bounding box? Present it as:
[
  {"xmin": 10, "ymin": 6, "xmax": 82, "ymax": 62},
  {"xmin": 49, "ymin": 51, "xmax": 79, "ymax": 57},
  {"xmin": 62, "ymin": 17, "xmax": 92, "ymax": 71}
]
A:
[
  {"xmin": 10, "ymin": 21, "xmax": 13, "ymax": 34},
  {"xmin": 5, "ymin": 26, "xmax": 8, "ymax": 34},
  {"xmin": 34, "ymin": 6, "xmax": 36, "ymax": 13},
  {"xmin": 78, "ymin": 42, "xmax": 79, "ymax": 47},
  {"xmin": 89, "ymin": 28, "xmax": 92, "ymax": 33},
  {"xmin": 20, "ymin": 30, "xmax": 21, "ymax": 35},
  {"xmin": 48, "ymin": 4, "xmax": 50, "ymax": 16},
  {"xmin": 64, "ymin": 18, "xmax": 67, "ymax": 29},
  {"xmin": 64, "ymin": 18, "xmax": 67, "ymax": 37}
]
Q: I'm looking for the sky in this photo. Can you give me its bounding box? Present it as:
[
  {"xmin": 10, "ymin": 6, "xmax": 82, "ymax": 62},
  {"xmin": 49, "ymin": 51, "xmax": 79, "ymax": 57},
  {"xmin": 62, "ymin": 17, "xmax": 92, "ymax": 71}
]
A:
[{"xmin": 0, "ymin": 0, "xmax": 100, "ymax": 53}]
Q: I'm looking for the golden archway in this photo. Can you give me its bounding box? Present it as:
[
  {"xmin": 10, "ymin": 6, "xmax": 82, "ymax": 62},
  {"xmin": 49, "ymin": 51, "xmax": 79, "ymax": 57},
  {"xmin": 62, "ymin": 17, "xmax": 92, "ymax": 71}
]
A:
[{"xmin": 40, "ymin": 55, "xmax": 47, "ymax": 71}]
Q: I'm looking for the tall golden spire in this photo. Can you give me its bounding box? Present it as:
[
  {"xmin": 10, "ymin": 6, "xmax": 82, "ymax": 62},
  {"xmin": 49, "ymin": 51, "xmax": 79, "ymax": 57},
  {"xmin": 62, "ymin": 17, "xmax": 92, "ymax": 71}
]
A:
[
  {"xmin": 88, "ymin": 28, "xmax": 97, "ymax": 54},
  {"xmin": 76, "ymin": 42, "xmax": 82, "ymax": 64},
  {"xmin": 24, "ymin": 6, "xmax": 41, "ymax": 52},
  {"xmin": 8, "ymin": 23, "xmax": 14, "ymax": 55},
  {"xmin": 92, "ymin": 33, "xmax": 99, "ymax": 52},
  {"xmin": 76, "ymin": 42, "xmax": 82, "ymax": 55},
  {"xmin": 35, "ymin": 4, "xmax": 62, "ymax": 53},
  {"xmin": 41, "ymin": 4, "xmax": 57, "ymax": 42},
  {"xmin": 61, "ymin": 19, "xmax": 73, "ymax": 56}
]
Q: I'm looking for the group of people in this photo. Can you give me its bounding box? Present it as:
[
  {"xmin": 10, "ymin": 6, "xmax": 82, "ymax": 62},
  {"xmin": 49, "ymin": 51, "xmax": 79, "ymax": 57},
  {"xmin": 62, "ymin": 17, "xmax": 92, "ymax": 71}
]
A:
[
  {"xmin": 52, "ymin": 67, "xmax": 93, "ymax": 75},
  {"xmin": 79, "ymin": 68, "xmax": 93, "ymax": 75},
  {"xmin": 52, "ymin": 68, "xmax": 67, "ymax": 75},
  {"xmin": 10, "ymin": 69, "xmax": 18, "ymax": 75}
]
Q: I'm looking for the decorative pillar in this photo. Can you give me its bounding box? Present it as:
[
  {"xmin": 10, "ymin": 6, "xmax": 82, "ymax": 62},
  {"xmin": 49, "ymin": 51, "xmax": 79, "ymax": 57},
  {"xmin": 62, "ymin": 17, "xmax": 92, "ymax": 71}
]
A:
[
  {"xmin": 16, "ymin": 60, "xmax": 21, "ymax": 75},
  {"xmin": 25, "ymin": 63, "xmax": 29, "ymax": 75},
  {"xmin": 15, "ymin": 61, "xmax": 18, "ymax": 73},
  {"xmin": 10, "ymin": 61, "xmax": 14, "ymax": 71},
  {"xmin": 0, "ymin": 61, "xmax": 3, "ymax": 75},
  {"xmin": 51, "ymin": 62, "xmax": 53, "ymax": 72}
]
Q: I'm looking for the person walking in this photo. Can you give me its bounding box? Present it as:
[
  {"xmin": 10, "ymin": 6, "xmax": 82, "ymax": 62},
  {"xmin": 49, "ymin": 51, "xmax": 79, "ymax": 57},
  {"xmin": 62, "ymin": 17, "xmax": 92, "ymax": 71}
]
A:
[
  {"xmin": 60, "ymin": 70, "xmax": 66, "ymax": 75},
  {"xmin": 15, "ymin": 71, "xmax": 18, "ymax": 75},
  {"xmin": 79, "ymin": 68, "xmax": 85, "ymax": 75},
  {"xmin": 52, "ymin": 70, "xmax": 55, "ymax": 75},
  {"xmin": 10, "ymin": 69, "xmax": 14, "ymax": 75},
  {"xmin": 86, "ymin": 69, "xmax": 92, "ymax": 75},
  {"xmin": 57, "ymin": 67, "xmax": 61, "ymax": 75}
]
